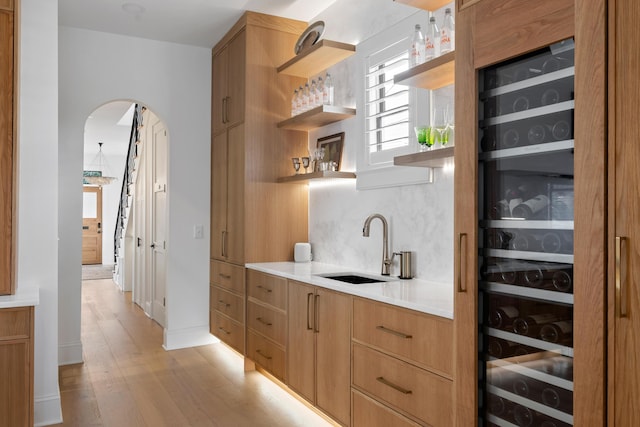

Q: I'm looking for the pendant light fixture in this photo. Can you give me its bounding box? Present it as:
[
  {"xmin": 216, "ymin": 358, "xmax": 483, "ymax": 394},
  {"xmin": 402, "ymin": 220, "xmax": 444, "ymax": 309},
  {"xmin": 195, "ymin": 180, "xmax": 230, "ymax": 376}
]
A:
[{"xmin": 83, "ymin": 142, "xmax": 117, "ymax": 185}]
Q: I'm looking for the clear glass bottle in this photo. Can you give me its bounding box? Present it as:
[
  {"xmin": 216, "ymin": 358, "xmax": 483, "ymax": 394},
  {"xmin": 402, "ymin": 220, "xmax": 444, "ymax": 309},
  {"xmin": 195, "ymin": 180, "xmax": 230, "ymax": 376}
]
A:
[
  {"xmin": 440, "ymin": 8, "xmax": 455, "ymax": 54},
  {"xmin": 310, "ymin": 79, "xmax": 319, "ymax": 108},
  {"xmin": 323, "ymin": 73, "xmax": 334, "ymax": 105},
  {"xmin": 425, "ymin": 17, "xmax": 440, "ymax": 60},
  {"xmin": 410, "ymin": 24, "xmax": 426, "ymax": 66},
  {"xmin": 316, "ymin": 76, "xmax": 324, "ymax": 107},
  {"xmin": 296, "ymin": 85, "xmax": 304, "ymax": 113},
  {"xmin": 302, "ymin": 82, "xmax": 310, "ymax": 112}
]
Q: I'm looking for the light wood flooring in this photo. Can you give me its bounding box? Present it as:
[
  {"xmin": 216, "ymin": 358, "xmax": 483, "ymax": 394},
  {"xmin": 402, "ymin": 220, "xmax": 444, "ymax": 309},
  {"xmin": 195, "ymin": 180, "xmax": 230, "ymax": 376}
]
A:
[{"xmin": 54, "ymin": 279, "xmax": 333, "ymax": 426}]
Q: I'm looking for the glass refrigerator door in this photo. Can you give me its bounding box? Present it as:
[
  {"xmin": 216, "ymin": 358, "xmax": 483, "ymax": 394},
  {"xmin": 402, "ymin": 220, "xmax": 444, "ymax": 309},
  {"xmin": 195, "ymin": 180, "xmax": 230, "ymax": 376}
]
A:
[{"xmin": 477, "ymin": 39, "xmax": 575, "ymax": 427}]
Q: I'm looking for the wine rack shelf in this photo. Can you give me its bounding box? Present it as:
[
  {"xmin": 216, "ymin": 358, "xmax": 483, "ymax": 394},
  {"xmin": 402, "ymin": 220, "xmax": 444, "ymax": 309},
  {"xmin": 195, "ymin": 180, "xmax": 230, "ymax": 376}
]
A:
[
  {"xmin": 277, "ymin": 105, "xmax": 356, "ymax": 131},
  {"xmin": 480, "ymin": 67, "xmax": 575, "ymax": 100},
  {"xmin": 481, "ymin": 100, "xmax": 574, "ymax": 128},
  {"xmin": 488, "ymin": 358, "xmax": 574, "ymax": 392},
  {"xmin": 484, "ymin": 249, "xmax": 574, "ymax": 264},
  {"xmin": 481, "ymin": 220, "xmax": 574, "ymax": 230},
  {"xmin": 479, "ymin": 140, "xmax": 574, "ymax": 161},
  {"xmin": 482, "ymin": 282, "xmax": 574, "ymax": 305},
  {"xmin": 487, "ymin": 385, "xmax": 574, "ymax": 425},
  {"xmin": 486, "ymin": 327, "xmax": 574, "ymax": 358},
  {"xmin": 277, "ymin": 40, "xmax": 356, "ymax": 78},
  {"xmin": 393, "ymin": 51, "xmax": 455, "ymax": 90}
]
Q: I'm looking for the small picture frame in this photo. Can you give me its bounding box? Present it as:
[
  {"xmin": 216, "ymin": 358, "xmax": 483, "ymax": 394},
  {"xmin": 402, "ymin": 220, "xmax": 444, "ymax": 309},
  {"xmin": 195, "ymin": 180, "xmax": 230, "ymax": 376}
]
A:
[{"xmin": 317, "ymin": 132, "xmax": 345, "ymax": 171}]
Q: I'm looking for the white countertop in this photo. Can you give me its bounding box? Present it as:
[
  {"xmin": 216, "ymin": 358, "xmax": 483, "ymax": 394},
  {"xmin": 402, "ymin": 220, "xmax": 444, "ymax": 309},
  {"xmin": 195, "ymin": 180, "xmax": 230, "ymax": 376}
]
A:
[
  {"xmin": 246, "ymin": 262, "xmax": 453, "ymax": 319},
  {"xmin": 0, "ymin": 286, "xmax": 40, "ymax": 309}
]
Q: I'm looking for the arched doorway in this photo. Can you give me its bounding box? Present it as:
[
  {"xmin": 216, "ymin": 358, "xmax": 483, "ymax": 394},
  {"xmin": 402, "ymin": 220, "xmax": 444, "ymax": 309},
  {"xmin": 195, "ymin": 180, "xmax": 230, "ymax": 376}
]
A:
[{"xmin": 82, "ymin": 100, "xmax": 168, "ymax": 327}]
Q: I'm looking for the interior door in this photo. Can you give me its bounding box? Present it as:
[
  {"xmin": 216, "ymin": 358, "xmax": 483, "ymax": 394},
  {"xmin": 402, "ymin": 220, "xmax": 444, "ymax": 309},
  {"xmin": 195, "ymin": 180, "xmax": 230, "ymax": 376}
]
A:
[
  {"xmin": 151, "ymin": 121, "xmax": 167, "ymax": 327},
  {"xmin": 82, "ymin": 186, "xmax": 102, "ymax": 265},
  {"xmin": 133, "ymin": 147, "xmax": 146, "ymax": 307}
]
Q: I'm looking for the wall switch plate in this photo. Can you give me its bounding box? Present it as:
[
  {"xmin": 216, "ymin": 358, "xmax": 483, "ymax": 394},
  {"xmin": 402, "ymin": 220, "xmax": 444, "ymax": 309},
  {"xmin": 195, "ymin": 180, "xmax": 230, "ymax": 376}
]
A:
[{"xmin": 193, "ymin": 225, "xmax": 204, "ymax": 239}]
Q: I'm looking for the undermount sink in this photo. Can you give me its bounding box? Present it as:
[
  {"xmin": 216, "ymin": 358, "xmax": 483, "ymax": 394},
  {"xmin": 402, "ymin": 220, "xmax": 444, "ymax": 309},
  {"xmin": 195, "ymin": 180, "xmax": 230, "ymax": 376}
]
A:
[{"xmin": 316, "ymin": 273, "xmax": 390, "ymax": 285}]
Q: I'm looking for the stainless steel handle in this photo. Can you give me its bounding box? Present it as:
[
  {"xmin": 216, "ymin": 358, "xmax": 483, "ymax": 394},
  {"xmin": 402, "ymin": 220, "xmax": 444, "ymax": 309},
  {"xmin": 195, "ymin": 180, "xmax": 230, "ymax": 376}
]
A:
[
  {"xmin": 217, "ymin": 326, "xmax": 230, "ymax": 335},
  {"xmin": 257, "ymin": 285, "xmax": 273, "ymax": 293},
  {"xmin": 314, "ymin": 294, "xmax": 320, "ymax": 333},
  {"xmin": 256, "ymin": 317, "xmax": 272, "ymax": 326},
  {"xmin": 255, "ymin": 349, "xmax": 272, "ymax": 360},
  {"xmin": 376, "ymin": 377, "xmax": 412, "ymax": 395},
  {"xmin": 306, "ymin": 292, "xmax": 314, "ymax": 331},
  {"xmin": 457, "ymin": 232, "xmax": 467, "ymax": 293},
  {"xmin": 376, "ymin": 325, "xmax": 412, "ymax": 339},
  {"xmin": 616, "ymin": 236, "xmax": 628, "ymax": 317}
]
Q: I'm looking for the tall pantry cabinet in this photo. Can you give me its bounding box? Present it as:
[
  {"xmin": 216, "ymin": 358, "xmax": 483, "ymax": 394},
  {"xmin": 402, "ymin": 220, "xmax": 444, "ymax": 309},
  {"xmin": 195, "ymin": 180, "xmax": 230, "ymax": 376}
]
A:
[
  {"xmin": 0, "ymin": 0, "xmax": 15, "ymax": 295},
  {"xmin": 609, "ymin": 1, "xmax": 640, "ymax": 425},
  {"xmin": 210, "ymin": 12, "xmax": 309, "ymax": 351},
  {"xmin": 453, "ymin": 0, "xmax": 607, "ymax": 425}
]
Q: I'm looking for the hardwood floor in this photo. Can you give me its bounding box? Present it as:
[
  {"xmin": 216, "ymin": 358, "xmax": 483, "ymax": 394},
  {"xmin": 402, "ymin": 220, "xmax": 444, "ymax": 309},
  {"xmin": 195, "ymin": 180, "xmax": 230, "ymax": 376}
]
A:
[{"xmin": 54, "ymin": 279, "xmax": 333, "ymax": 426}]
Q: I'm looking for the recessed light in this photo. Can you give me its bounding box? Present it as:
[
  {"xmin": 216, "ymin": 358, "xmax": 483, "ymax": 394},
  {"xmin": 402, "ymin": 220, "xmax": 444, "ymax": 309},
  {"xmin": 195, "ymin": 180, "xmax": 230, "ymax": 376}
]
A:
[{"xmin": 122, "ymin": 2, "xmax": 145, "ymax": 17}]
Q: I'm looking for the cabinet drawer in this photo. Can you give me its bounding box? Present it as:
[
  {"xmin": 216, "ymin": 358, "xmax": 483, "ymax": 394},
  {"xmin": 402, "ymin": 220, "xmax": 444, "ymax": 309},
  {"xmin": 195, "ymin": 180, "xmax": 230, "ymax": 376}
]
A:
[
  {"xmin": 0, "ymin": 307, "xmax": 31, "ymax": 340},
  {"xmin": 246, "ymin": 269, "xmax": 287, "ymax": 310},
  {"xmin": 247, "ymin": 330, "xmax": 285, "ymax": 381},
  {"xmin": 211, "ymin": 311, "xmax": 244, "ymax": 354},
  {"xmin": 210, "ymin": 260, "xmax": 245, "ymax": 294},
  {"xmin": 352, "ymin": 343, "xmax": 452, "ymax": 426},
  {"xmin": 211, "ymin": 286, "xmax": 244, "ymax": 323},
  {"xmin": 352, "ymin": 389, "xmax": 421, "ymax": 427},
  {"xmin": 247, "ymin": 301, "xmax": 286, "ymax": 346},
  {"xmin": 353, "ymin": 298, "xmax": 453, "ymax": 377}
]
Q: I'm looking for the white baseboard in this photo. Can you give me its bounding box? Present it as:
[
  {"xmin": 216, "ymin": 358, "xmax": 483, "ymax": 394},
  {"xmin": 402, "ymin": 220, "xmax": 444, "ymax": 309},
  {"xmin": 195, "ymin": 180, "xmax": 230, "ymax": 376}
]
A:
[
  {"xmin": 34, "ymin": 392, "xmax": 63, "ymax": 426},
  {"xmin": 163, "ymin": 325, "xmax": 219, "ymax": 351},
  {"xmin": 58, "ymin": 341, "xmax": 83, "ymax": 366}
]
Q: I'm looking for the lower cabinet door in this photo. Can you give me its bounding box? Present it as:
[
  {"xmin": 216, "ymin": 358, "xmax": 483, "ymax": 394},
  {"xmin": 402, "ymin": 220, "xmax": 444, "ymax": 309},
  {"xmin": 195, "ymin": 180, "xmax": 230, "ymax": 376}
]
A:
[
  {"xmin": 247, "ymin": 330, "xmax": 285, "ymax": 381},
  {"xmin": 352, "ymin": 390, "xmax": 421, "ymax": 427},
  {"xmin": 287, "ymin": 281, "xmax": 316, "ymax": 402},
  {"xmin": 352, "ymin": 343, "xmax": 452, "ymax": 426}
]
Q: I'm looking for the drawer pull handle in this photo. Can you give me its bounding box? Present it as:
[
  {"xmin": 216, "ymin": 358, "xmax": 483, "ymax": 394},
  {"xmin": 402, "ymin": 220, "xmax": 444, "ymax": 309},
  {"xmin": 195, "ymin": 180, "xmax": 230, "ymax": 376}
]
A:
[
  {"xmin": 306, "ymin": 292, "xmax": 314, "ymax": 330},
  {"xmin": 256, "ymin": 317, "xmax": 272, "ymax": 326},
  {"xmin": 376, "ymin": 376, "xmax": 412, "ymax": 395},
  {"xmin": 217, "ymin": 326, "xmax": 231, "ymax": 335},
  {"xmin": 616, "ymin": 236, "xmax": 628, "ymax": 317},
  {"xmin": 376, "ymin": 325, "xmax": 412, "ymax": 339},
  {"xmin": 256, "ymin": 349, "xmax": 272, "ymax": 360},
  {"xmin": 219, "ymin": 273, "xmax": 231, "ymax": 280},
  {"xmin": 257, "ymin": 285, "xmax": 273, "ymax": 293},
  {"xmin": 218, "ymin": 299, "xmax": 231, "ymax": 308}
]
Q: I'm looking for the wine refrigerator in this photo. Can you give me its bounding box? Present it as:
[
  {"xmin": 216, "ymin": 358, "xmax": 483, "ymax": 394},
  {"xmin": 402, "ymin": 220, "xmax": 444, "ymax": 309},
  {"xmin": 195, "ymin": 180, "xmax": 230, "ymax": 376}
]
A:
[{"xmin": 477, "ymin": 39, "xmax": 575, "ymax": 427}]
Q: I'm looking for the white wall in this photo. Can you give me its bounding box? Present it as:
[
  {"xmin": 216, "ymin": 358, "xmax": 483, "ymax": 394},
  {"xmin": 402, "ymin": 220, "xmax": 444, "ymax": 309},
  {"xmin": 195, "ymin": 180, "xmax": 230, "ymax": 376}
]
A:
[
  {"xmin": 58, "ymin": 27, "xmax": 214, "ymax": 365},
  {"xmin": 306, "ymin": 0, "xmax": 455, "ymax": 283},
  {"xmin": 18, "ymin": 0, "xmax": 63, "ymax": 424}
]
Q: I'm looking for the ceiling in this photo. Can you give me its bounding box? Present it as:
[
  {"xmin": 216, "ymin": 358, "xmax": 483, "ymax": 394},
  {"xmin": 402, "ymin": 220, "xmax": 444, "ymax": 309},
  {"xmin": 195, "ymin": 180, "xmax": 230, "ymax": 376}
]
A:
[
  {"xmin": 59, "ymin": 0, "xmax": 338, "ymax": 48},
  {"xmin": 71, "ymin": 0, "xmax": 338, "ymax": 164}
]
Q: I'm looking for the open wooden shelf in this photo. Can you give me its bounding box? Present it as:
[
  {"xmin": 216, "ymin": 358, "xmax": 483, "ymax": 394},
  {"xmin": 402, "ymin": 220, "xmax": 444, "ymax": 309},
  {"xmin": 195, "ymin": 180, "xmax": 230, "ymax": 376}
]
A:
[
  {"xmin": 277, "ymin": 40, "xmax": 356, "ymax": 77},
  {"xmin": 277, "ymin": 105, "xmax": 356, "ymax": 131},
  {"xmin": 394, "ymin": 146, "xmax": 454, "ymax": 168},
  {"xmin": 394, "ymin": 51, "xmax": 455, "ymax": 90},
  {"xmin": 393, "ymin": 0, "xmax": 451, "ymax": 11},
  {"xmin": 277, "ymin": 170, "xmax": 356, "ymax": 183}
]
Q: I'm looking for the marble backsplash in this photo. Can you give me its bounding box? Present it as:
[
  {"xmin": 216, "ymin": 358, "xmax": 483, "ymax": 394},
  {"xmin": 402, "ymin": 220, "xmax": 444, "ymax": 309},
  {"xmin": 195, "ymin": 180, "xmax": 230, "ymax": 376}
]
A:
[{"xmin": 308, "ymin": 168, "xmax": 454, "ymax": 283}]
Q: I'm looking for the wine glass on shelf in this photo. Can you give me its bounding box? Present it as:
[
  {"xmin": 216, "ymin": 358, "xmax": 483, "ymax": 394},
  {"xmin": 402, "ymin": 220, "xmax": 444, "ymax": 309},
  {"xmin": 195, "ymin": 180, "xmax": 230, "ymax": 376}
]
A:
[
  {"xmin": 301, "ymin": 156, "xmax": 310, "ymax": 174},
  {"xmin": 414, "ymin": 125, "xmax": 432, "ymax": 152},
  {"xmin": 445, "ymin": 105, "xmax": 454, "ymax": 146},
  {"xmin": 291, "ymin": 157, "xmax": 301, "ymax": 174},
  {"xmin": 434, "ymin": 106, "xmax": 449, "ymax": 148}
]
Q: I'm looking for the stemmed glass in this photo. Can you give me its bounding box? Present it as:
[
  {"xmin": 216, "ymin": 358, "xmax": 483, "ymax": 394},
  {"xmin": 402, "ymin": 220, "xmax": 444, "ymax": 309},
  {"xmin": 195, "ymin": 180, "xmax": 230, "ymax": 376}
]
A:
[
  {"xmin": 433, "ymin": 106, "xmax": 449, "ymax": 147},
  {"xmin": 445, "ymin": 105, "xmax": 455, "ymax": 146},
  {"xmin": 301, "ymin": 156, "xmax": 310, "ymax": 174},
  {"xmin": 291, "ymin": 157, "xmax": 301, "ymax": 174}
]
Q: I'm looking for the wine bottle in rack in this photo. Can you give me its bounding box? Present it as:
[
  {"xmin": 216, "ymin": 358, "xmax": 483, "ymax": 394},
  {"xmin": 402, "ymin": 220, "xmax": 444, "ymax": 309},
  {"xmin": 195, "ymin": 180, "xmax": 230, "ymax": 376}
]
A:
[
  {"xmin": 511, "ymin": 194, "xmax": 551, "ymax": 219},
  {"xmin": 511, "ymin": 231, "xmax": 542, "ymax": 252},
  {"xmin": 513, "ymin": 313, "xmax": 560, "ymax": 337},
  {"xmin": 541, "ymin": 385, "xmax": 573, "ymax": 413},
  {"xmin": 552, "ymin": 269, "xmax": 573, "ymax": 292},
  {"xmin": 488, "ymin": 305, "xmax": 520, "ymax": 329},
  {"xmin": 487, "ymin": 393, "xmax": 507, "ymax": 417},
  {"xmin": 487, "ymin": 230, "xmax": 513, "ymax": 250},
  {"xmin": 487, "ymin": 337, "xmax": 527, "ymax": 358},
  {"xmin": 541, "ymin": 88, "xmax": 561, "ymax": 106},
  {"xmin": 512, "ymin": 95, "xmax": 530, "ymax": 113},
  {"xmin": 539, "ymin": 320, "xmax": 573, "ymax": 344},
  {"xmin": 540, "ymin": 230, "xmax": 573, "ymax": 254},
  {"xmin": 501, "ymin": 127, "xmax": 520, "ymax": 148},
  {"xmin": 513, "ymin": 404, "xmax": 535, "ymax": 427}
]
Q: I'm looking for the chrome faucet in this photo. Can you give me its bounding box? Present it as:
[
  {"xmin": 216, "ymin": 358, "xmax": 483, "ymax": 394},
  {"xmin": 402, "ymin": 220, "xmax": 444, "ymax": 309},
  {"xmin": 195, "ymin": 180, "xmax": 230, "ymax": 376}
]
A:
[{"xmin": 362, "ymin": 213, "xmax": 392, "ymax": 276}]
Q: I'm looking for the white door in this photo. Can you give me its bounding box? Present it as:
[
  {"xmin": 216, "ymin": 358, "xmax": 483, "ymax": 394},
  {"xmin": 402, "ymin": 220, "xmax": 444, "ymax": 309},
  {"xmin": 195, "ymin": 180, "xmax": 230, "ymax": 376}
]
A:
[{"xmin": 151, "ymin": 121, "xmax": 168, "ymax": 327}]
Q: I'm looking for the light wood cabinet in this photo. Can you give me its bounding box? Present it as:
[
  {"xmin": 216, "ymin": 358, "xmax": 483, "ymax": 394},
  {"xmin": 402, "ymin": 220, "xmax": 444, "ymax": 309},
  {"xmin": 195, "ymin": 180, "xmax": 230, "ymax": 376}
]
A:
[
  {"xmin": 352, "ymin": 390, "xmax": 421, "ymax": 427},
  {"xmin": 209, "ymin": 260, "xmax": 245, "ymax": 353},
  {"xmin": 210, "ymin": 12, "xmax": 310, "ymax": 348},
  {"xmin": 246, "ymin": 270, "xmax": 287, "ymax": 380},
  {"xmin": 0, "ymin": 2, "xmax": 15, "ymax": 295},
  {"xmin": 0, "ymin": 306, "xmax": 34, "ymax": 427},
  {"xmin": 352, "ymin": 298, "xmax": 453, "ymax": 426},
  {"xmin": 609, "ymin": 1, "xmax": 640, "ymax": 425},
  {"xmin": 288, "ymin": 280, "xmax": 351, "ymax": 426},
  {"xmin": 212, "ymin": 30, "xmax": 245, "ymax": 134},
  {"xmin": 453, "ymin": 0, "xmax": 606, "ymax": 425}
]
